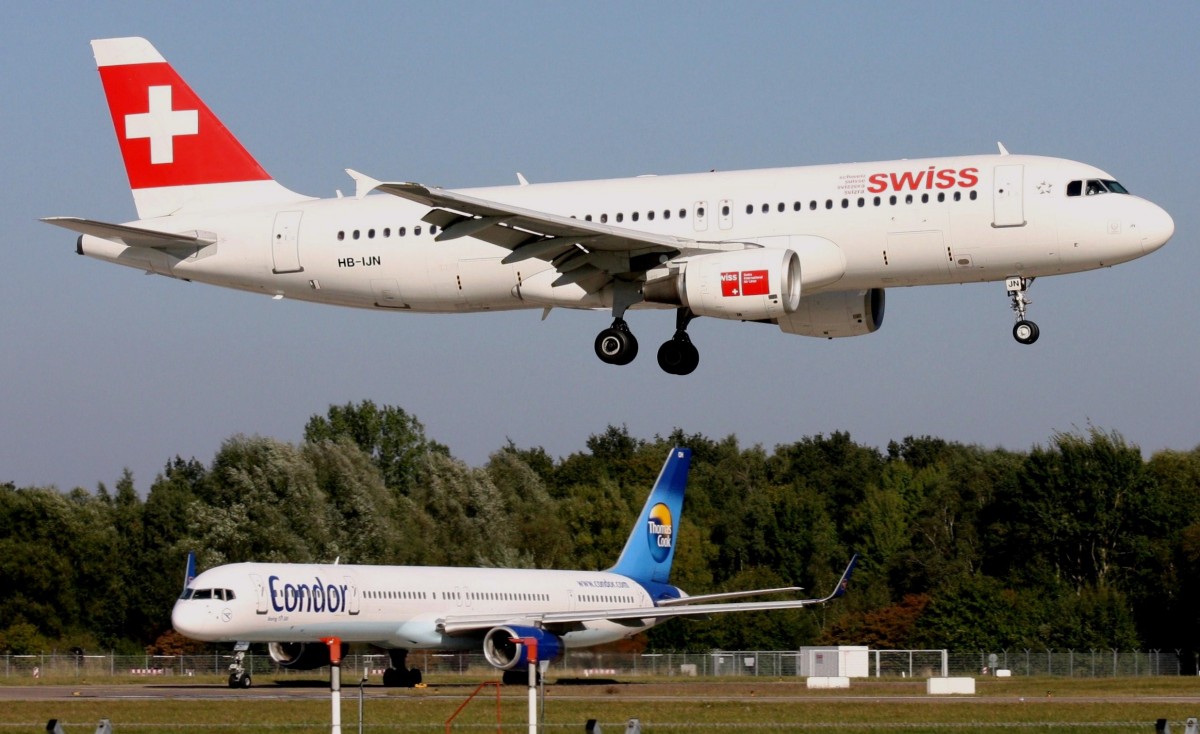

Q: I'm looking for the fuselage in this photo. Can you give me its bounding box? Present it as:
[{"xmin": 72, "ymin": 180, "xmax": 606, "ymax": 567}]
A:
[
  {"xmin": 79, "ymin": 153, "xmax": 1174, "ymax": 315},
  {"xmin": 172, "ymin": 562, "xmax": 671, "ymax": 650}
]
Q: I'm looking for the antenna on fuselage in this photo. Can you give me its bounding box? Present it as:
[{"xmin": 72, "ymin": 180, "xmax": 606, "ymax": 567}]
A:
[{"xmin": 997, "ymin": 141, "xmax": 1010, "ymax": 156}]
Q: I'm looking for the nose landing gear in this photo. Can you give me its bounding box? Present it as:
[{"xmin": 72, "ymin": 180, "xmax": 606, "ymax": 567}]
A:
[{"xmin": 1006, "ymin": 276, "xmax": 1040, "ymax": 345}]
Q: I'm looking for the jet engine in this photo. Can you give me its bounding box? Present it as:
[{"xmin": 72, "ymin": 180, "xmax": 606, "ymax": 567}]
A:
[
  {"xmin": 776, "ymin": 289, "xmax": 886, "ymax": 338},
  {"xmin": 267, "ymin": 641, "xmax": 348, "ymax": 670},
  {"xmin": 482, "ymin": 626, "xmax": 564, "ymax": 671},
  {"xmin": 644, "ymin": 249, "xmax": 801, "ymax": 320}
]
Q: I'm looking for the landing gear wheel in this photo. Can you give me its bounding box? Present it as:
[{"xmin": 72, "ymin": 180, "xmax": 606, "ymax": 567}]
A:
[
  {"xmin": 594, "ymin": 322, "xmax": 638, "ymax": 365},
  {"xmin": 657, "ymin": 337, "xmax": 699, "ymax": 375},
  {"xmin": 502, "ymin": 669, "xmax": 539, "ymax": 685},
  {"xmin": 383, "ymin": 666, "xmax": 423, "ymax": 688},
  {"xmin": 228, "ymin": 671, "xmax": 251, "ymax": 689},
  {"xmin": 1013, "ymin": 319, "xmax": 1040, "ymax": 345}
]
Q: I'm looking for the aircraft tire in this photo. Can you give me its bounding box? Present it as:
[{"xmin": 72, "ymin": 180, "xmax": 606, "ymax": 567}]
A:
[
  {"xmin": 383, "ymin": 667, "xmax": 422, "ymax": 688},
  {"xmin": 657, "ymin": 339, "xmax": 699, "ymax": 375},
  {"xmin": 228, "ymin": 671, "xmax": 251, "ymax": 689},
  {"xmin": 1013, "ymin": 320, "xmax": 1040, "ymax": 345},
  {"xmin": 595, "ymin": 327, "xmax": 638, "ymax": 365}
]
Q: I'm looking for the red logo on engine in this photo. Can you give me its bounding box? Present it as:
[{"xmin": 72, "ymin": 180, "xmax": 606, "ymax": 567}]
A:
[
  {"xmin": 721, "ymin": 270, "xmax": 769, "ymax": 297},
  {"xmin": 741, "ymin": 270, "xmax": 769, "ymax": 296}
]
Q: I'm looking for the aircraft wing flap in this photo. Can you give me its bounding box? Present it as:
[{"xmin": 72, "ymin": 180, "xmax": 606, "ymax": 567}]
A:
[{"xmin": 42, "ymin": 217, "xmax": 215, "ymax": 250}]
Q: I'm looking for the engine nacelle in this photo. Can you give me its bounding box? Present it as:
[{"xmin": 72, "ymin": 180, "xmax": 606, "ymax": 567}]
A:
[
  {"xmin": 645, "ymin": 249, "xmax": 801, "ymax": 321},
  {"xmin": 776, "ymin": 289, "xmax": 886, "ymax": 338},
  {"xmin": 482, "ymin": 626, "xmax": 564, "ymax": 671},
  {"xmin": 267, "ymin": 641, "xmax": 348, "ymax": 670}
]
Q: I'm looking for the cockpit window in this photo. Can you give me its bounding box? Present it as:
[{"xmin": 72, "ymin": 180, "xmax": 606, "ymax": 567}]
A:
[
  {"xmin": 1068, "ymin": 179, "xmax": 1129, "ymax": 197},
  {"xmin": 180, "ymin": 587, "xmax": 236, "ymax": 601}
]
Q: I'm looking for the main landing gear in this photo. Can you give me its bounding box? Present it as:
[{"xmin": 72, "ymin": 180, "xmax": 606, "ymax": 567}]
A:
[
  {"xmin": 656, "ymin": 308, "xmax": 700, "ymax": 376},
  {"xmin": 1006, "ymin": 276, "xmax": 1040, "ymax": 345},
  {"xmin": 593, "ymin": 308, "xmax": 700, "ymax": 375},
  {"xmin": 381, "ymin": 649, "xmax": 423, "ymax": 688},
  {"xmin": 227, "ymin": 645, "xmax": 251, "ymax": 688}
]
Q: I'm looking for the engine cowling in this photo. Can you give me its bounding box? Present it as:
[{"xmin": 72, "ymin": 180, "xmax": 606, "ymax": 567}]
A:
[
  {"xmin": 776, "ymin": 289, "xmax": 885, "ymax": 338},
  {"xmin": 267, "ymin": 641, "xmax": 348, "ymax": 670},
  {"xmin": 644, "ymin": 249, "xmax": 800, "ymax": 321},
  {"xmin": 482, "ymin": 626, "xmax": 564, "ymax": 671}
]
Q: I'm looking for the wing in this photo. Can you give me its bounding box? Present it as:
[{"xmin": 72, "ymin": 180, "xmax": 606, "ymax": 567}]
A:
[
  {"xmin": 346, "ymin": 170, "xmax": 748, "ymax": 288},
  {"xmin": 437, "ymin": 555, "xmax": 857, "ymax": 636},
  {"xmin": 43, "ymin": 217, "xmax": 215, "ymax": 250}
]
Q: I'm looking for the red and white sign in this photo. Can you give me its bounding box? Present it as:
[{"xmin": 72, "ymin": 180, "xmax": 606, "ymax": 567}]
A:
[
  {"xmin": 98, "ymin": 62, "xmax": 271, "ymax": 189},
  {"xmin": 721, "ymin": 270, "xmax": 770, "ymax": 297}
]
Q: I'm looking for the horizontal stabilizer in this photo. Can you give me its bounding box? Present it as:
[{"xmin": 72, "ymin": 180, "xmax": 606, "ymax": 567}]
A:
[{"xmin": 42, "ymin": 217, "xmax": 214, "ymax": 249}]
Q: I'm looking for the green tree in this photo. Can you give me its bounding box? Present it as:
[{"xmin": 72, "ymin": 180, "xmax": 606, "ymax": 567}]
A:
[{"xmin": 304, "ymin": 401, "xmax": 445, "ymax": 493}]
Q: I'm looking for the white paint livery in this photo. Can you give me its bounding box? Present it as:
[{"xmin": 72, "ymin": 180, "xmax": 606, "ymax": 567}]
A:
[{"xmin": 46, "ymin": 37, "xmax": 1173, "ymax": 374}]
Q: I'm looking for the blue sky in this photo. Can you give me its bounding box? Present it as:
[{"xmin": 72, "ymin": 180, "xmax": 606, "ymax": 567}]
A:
[{"xmin": 3, "ymin": 2, "xmax": 1197, "ymax": 492}]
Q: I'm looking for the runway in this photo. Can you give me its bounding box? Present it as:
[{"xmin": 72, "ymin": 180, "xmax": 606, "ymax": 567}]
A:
[{"xmin": 2, "ymin": 681, "xmax": 1198, "ymax": 705}]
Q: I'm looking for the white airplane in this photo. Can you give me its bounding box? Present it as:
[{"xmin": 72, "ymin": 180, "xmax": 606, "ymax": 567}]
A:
[
  {"xmin": 172, "ymin": 448, "xmax": 857, "ymax": 688},
  {"xmin": 47, "ymin": 37, "xmax": 1173, "ymax": 374}
]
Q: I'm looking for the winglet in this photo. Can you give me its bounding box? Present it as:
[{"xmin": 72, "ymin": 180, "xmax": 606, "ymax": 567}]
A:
[
  {"xmin": 345, "ymin": 169, "xmax": 383, "ymax": 200},
  {"xmin": 827, "ymin": 554, "xmax": 858, "ymax": 601}
]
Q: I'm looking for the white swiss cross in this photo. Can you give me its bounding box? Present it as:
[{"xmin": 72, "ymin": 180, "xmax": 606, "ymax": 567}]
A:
[{"xmin": 124, "ymin": 85, "xmax": 198, "ymax": 165}]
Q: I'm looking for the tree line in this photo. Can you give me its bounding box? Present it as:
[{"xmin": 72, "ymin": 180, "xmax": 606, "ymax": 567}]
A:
[{"xmin": 2, "ymin": 401, "xmax": 1198, "ymax": 666}]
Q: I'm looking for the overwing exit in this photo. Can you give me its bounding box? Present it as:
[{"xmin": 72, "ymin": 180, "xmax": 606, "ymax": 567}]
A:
[
  {"xmin": 172, "ymin": 448, "xmax": 858, "ymax": 687},
  {"xmin": 46, "ymin": 37, "xmax": 1174, "ymax": 374}
]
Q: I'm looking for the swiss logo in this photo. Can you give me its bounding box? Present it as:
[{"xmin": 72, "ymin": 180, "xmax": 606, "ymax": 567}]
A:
[
  {"xmin": 124, "ymin": 85, "xmax": 198, "ymax": 165},
  {"xmin": 720, "ymin": 270, "xmax": 770, "ymax": 297}
]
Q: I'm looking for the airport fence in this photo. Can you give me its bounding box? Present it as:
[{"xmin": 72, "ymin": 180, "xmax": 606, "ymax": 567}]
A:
[{"xmin": 0, "ymin": 648, "xmax": 1185, "ymax": 680}]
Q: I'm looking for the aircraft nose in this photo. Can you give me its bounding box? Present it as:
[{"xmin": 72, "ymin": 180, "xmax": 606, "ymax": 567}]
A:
[
  {"xmin": 171, "ymin": 600, "xmax": 206, "ymax": 640},
  {"xmin": 1138, "ymin": 201, "xmax": 1174, "ymax": 254}
]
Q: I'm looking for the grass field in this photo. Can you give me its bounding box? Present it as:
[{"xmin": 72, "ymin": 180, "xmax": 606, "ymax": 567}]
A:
[{"xmin": 2, "ymin": 675, "xmax": 1197, "ymax": 734}]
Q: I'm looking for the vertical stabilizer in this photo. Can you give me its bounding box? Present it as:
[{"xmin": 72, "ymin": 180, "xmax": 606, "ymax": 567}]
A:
[
  {"xmin": 182, "ymin": 551, "xmax": 197, "ymax": 593},
  {"xmin": 609, "ymin": 448, "xmax": 691, "ymax": 584},
  {"xmin": 91, "ymin": 37, "xmax": 306, "ymax": 219}
]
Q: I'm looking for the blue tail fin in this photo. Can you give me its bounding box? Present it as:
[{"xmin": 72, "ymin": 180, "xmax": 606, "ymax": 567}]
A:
[
  {"xmin": 182, "ymin": 551, "xmax": 196, "ymax": 592},
  {"xmin": 609, "ymin": 448, "xmax": 691, "ymax": 584}
]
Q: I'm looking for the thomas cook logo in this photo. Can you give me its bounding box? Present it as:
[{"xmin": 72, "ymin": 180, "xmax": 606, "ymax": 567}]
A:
[{"xmin": 646, "ymin": 503, "xmax": 673, "ymax": 562}]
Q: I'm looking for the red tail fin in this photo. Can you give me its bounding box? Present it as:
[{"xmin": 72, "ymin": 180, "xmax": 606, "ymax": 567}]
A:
[{"xmin": 91, "ymin": 38, "xmax": 304, "ymax": 218}]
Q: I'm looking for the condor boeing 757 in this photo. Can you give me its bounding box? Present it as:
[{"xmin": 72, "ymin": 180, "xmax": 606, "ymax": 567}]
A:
[
  {"xmin": 47, "ymin": 37, "xmax": 1172, "ymax": 374},
  {"xmin": 172, "ymin": 448, "xmax": 857, "ymax": 687}
]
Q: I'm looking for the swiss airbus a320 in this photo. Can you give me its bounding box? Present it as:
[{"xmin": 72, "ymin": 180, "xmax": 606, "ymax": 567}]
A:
[{"xmin": 47, "ymin": 37, "xmax": 1173, "ymax": 374}]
